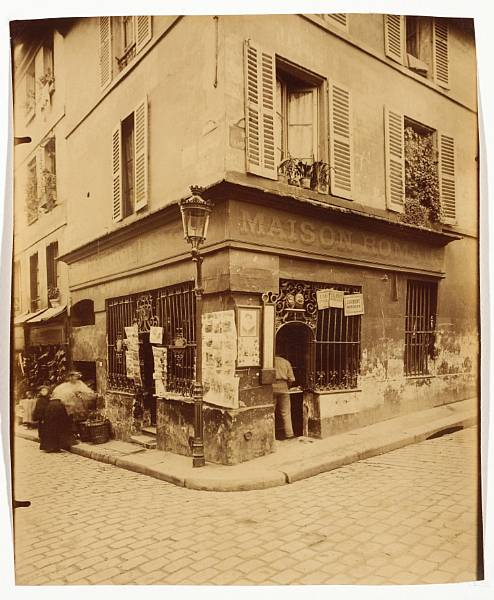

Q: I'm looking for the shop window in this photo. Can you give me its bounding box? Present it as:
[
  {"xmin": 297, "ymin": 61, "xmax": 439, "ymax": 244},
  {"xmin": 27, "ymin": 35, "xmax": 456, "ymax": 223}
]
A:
[
  {"xmin": 112, "ymin": 98, "xmax": 148, "ymax": 222},
  {"xmin": 404, "ymin": 280, "xmax": 437, "ymax": 376},
  {"xmin": 106, "ymin": 282, "xmax": 195, "ymax": 394},
  {"xmin": 99, "ymin": 16, "xmax": 152, "ymax": 89},
  {"xmin": 46, "ymin": 241, "xmax": 59, "ymax": 301},
  {"xmin": 29, "ymin": 252, "xmax": 39, "ymax": 312},
  {"xmin": 384, "ymin": 15, "xmax": 449, "ymax": 88},
  {"xmin": 314, "ymin": 284, "xmax": 361, "ymax": 391},
  {"xmin": 72, "ymin": 299, "xmax": 95, "ymax": 326},
  {"xmin": 384, "ymin": 111, "xmax": 456, "ymax": 224}
]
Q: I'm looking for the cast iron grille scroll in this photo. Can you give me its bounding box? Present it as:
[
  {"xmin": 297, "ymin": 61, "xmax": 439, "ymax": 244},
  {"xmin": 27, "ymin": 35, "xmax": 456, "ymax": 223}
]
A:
[
  {"xmin": 156, "ymin": 282, "xmax": 196, "ymax": 397},
  {"xmin": 276, "ymin": 279, "xmax": 361, "ymax": 392},
  {"xmin": 404, "ymin": 280, "xmax": 438, "ymax": 376}
]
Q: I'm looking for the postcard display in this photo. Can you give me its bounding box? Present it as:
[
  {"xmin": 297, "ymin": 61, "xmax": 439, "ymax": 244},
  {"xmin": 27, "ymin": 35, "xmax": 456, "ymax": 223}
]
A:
[{"xmin": 202, "ymin": 310, "xmax": 240, "ymax": 409}]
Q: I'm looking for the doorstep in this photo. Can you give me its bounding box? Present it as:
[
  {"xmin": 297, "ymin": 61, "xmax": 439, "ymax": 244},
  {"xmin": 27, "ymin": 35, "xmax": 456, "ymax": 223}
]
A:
[{"xmin": 15, "ymin": 397, "xmax": 478, "ymax": 492}]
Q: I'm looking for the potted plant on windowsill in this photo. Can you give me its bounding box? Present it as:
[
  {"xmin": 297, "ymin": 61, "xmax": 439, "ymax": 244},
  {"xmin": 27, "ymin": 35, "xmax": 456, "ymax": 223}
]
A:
[
  {"xmin": 278, "ymin": 157, "xmax": 300, "ymax": 186},
  {"xmin": 48, "ymin": 286, "xmax": 61, "ymax": 307},
  {"xmin": 312, "ymin": 161, "xmax": 330, "ymax": 194},
  {"xmin": 298, "ymin": 161, "xmax": 313, "ymax": 189}
]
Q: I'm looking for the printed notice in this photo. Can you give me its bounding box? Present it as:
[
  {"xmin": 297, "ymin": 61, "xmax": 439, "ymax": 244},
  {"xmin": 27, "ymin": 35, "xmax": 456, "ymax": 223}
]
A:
[
  {"xmin": 149, "ymin": 326, "xmax": 163, "ymax": 345},
  {"xmin": 344, "ymin": 293, "xmax": 365, "ymax": 316},
  {"xmin": 317, "ymin": 288, "xmax": 344, "ymax": 310}
]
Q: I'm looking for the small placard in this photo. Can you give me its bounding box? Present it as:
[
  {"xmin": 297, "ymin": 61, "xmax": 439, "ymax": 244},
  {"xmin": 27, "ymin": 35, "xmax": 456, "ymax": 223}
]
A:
[
  {"xmin": 317, "ymin": 288, "xmax": 344, "ymax": 310},
  {"xmin": 149, "ymin": 326, "xmax": 163, "ymax": 345},
  {"xmin": 344, "ymin": 293, "xmax": 365, "ymax": 316}
]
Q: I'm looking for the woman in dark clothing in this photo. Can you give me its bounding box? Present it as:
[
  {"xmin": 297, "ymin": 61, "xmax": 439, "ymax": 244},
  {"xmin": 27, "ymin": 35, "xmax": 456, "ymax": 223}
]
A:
[
  {"xmin": 42, "ymin": 396, "xmax": 75, "ymax": 452},
  {"xmin": 32, "ymin": 385, "xmax": 51, "ymax": 451}
]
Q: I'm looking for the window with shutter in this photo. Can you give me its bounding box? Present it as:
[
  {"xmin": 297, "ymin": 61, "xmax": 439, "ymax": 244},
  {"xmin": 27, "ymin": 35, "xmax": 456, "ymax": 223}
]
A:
[
  {"xmin": 439, "ymin": 134, "xmax": 456, "ymax": 224},
  {"xmin": 384, "ymin": 107, "xmax": 405, "ymax": 212},
  {"xmin": 112, "ymin": 125, "xmax": 123, "ymax": 222},
  {"xmin": 99, "ymin": 16, "xmax": 112, "ymax": 89},
  {"xmin": 244, "ymin": 41, "xmax": 277, "ymax": 180},
  {"xmin": 29, "ymin": 252, "xmax": 40, "ymax": 312},
  {"xmin": 433, "ymin": 18, "xmax": 449, "ymax": 88},
  {"xmin": 384, "ymin": 15, "xmax": 405, "ymax": 64},
  {"xmin": 329, "ymin": 82, "xmax": 353, "ymax": 199},
  {"xmin": 134, "ymin": 97, "xmax": 149, "ymax": 211}
]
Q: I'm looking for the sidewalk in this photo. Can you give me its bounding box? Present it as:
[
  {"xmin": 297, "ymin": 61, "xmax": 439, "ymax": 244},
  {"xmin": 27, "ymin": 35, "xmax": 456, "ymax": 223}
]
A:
[{"xmin": 15, "ymin": 397, "xmax": 477, "ymax": 492}]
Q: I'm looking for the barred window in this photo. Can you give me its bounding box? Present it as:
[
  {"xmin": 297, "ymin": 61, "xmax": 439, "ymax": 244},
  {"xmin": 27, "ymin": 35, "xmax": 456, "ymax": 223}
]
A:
[
  {"xmin": 314, "ymin": 283, "xmax": 361, "ymax": 391},
  {"xmin": 106, "ymin": 282, "xmax": 195, "ymax": 395},
  {"xmin": 404, "ymin": 279, "xmax": 437, "ymax": 376}
]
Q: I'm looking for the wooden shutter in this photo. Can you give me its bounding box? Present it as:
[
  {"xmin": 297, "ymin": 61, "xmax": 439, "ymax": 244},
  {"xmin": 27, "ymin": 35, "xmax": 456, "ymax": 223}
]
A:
[
  {"xmin": 384, "ymin": 107, "xmax": 405, "ymax": 212},
  {"xmin": 135, "ymin": 16, "xmax": 152, "ymax": 53},
  {"xmin": 134, "ymin": 97, "xmax": 149, "ymax": 211},
  {"xmin": 384, "ymin": 15, "xmax": 405, "ymax": 64},
  {"xmin": 329, "ymin": 82, "xmax": 353, "ymax": 199},
  {"xmin": 99, "ymin": 17, "xmax": 112, "ymax": 89},
  {"xmin": 112, "ymin": 124, "xmax": 123, "ymax": 222},
  {"xmin": 244, "ymin": 40, "xmax": 277, "ymax": 180},
  {"xmin": 439, "ymin": 134, "xmax": 456, "ymax": 224},
  {"xmin": 433, "ymin": 18, "xmax": 449, "ymax": 88},
  {"xmin": 326, "ymin": 14, "xmax": 348, "ymax": 31}
]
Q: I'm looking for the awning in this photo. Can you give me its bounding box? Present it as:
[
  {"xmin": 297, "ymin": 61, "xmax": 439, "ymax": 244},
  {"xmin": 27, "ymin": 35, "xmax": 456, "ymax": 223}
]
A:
[
  {"xmin": 27, "ymin": 304, "xmax": 66, "ymax": 323},
  {"xmin": 13, "ymin": 308, "xmax": 47, "ymax": 325}
]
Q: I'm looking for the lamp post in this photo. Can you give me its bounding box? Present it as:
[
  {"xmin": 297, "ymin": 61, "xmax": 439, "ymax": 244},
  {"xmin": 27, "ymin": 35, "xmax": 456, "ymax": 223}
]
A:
[{"xmin": 179, "ymin": 186, "xmax": 213, "ymax": 468}]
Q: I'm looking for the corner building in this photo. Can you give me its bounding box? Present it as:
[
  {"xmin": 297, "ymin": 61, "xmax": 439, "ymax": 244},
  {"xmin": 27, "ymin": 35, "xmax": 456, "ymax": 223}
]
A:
[{"xmin": 14, "ymin": 14, "xmax": 478, "ymax": 464}]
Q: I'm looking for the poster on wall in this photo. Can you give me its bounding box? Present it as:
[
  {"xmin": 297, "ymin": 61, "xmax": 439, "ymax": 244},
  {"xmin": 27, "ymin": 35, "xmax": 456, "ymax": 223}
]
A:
[
  {"xmin": 236, "ymin": 306, "xmax": 261, "ymax": 367},
  {"xmin": 149, "ymin": 326, "xmax": 163, "ymax": 345},
  {"xmin": 202, "ymin": 310, "xmax": 239, "ymax": 409},
  {"xmin": 152, "ymin": 346, "xmax": 167, "ymax": 397},
  {"xmin": 344, "ymin": 293, "xmax": 365, "ymax": 316},
  {"xmin": 124, "ymin": 323, "xmax": 141, "ymax": 383}
]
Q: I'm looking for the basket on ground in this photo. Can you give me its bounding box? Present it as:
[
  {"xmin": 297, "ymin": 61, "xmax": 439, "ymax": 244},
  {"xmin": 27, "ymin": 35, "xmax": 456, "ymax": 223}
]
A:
[{"xmin": 79, "ymin": 419, "xmax": 111, "ymax": 444}]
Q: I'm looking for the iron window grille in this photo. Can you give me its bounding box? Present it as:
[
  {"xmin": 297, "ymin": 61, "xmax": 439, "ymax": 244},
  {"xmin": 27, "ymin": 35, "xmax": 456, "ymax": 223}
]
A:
[
  {"xmin": 313, "ymin": 283, "xmax": 361, "ymax": 391},
  {"xmin": 106, "ymin": 282, "xmax": 196, "ymax": 395},
  {"xmin": 404, "ymin": 279, "xmax": 438, "ymax": 376}
]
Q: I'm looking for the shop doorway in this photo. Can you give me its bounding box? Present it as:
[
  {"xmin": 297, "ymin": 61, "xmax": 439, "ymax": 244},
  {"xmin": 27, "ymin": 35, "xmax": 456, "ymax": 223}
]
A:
[{"xmin": 275, "ymin": 322, "xmax": 313, "ymax": 438}]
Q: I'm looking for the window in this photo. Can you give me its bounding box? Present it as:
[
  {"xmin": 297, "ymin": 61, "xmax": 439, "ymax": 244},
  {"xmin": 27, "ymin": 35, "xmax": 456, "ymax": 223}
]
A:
[
  {"xmin": 244, "ymin": 39, "xmax": 353, "ymax": 199},
  {"xmin": 112, "ymin": 99, "xmax": 148, "ymax": 221},
  {"xmin": 121, "ymin": 113, "xmax": 135, "ymax": 218},
  {"xmin": 384, "ymin": 15, "xmax": 449, "ymax": 88},
  {"xmin": 99, "ymin": 16, "xmax": 152, "ymax": 89},
  {"xmin": 384, "ymin": 109, "xmax": 456, "ymax": 224},
  {"xmin": 404, "ymin": 280, "xmax": 437, "ymax": 376},
  {"xmin": 106, "ymin": 283, "xmax": 195, "ymax": 395},
  {"xmin": 13, "ymin": 261, "xmax": 22, "ymax": 315},
  {"xmin": 323, "ymin": 14, "xmax": 349, "ymax": 32},
  {"xmin": 46, "ymin": 241, "xmax": 59, "ymax": 300},
  {"xmin": 72, "ymin": 300, "xmax": 95, "ymax": 327},
  {"xmin": 39, "ymin": 137, "xmax": 57, "ymax": 212},
  {"xmin": 314, "ymin": 284, "xmax": 361, "ymax": 391},
  {"xmin": 24, "ymin": 60, "xmax": 36, "ymax": 120},
  {"xmin": 26, "ymin": 157, "xmax": 38, "ymax": 224},
  {"xmin": 29, "ymin": 253, "xmax": 39, "ymax": 312}
]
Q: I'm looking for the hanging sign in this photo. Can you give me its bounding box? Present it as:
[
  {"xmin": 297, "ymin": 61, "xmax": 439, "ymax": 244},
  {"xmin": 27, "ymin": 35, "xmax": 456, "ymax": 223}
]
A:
[
  {"xmin": 344, "ymin": 293, "xmax": 365, "ymax": 316},
  {"xmin": 317, "ymin": 288, "xmax": 344, "ymax": 310},
  {"xmin": 149, "ymin": 326, "xmax": 163, "ymax": 345}
]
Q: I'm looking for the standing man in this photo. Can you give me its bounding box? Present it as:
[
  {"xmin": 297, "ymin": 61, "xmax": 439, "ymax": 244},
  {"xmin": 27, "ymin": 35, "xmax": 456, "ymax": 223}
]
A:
[{"xmin": 273, "ymin": 354, "xmax": 296, "ymax": 439}]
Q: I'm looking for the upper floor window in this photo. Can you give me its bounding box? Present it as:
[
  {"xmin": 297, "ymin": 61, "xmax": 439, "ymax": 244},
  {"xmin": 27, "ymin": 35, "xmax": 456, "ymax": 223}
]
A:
[
  {"xmin": 99, "ymin": 16, "xmax": 152, "ymax": 89},
  {"xmin": 244, "ymin": 39, "xmax": 353, "ymax": 200},
  {"xmin": 29, "ymin": 252, "xmax": 40, "ymax": 312},
  {"xmin": 13, "ymin": 260, "xmax": 22, "ymax": 315},
  {"xmin": 112, "ymin": 99, "xmax": 149, "ymax": 222},
  {"xmin": 384, "ymin": 15, "xmax": 449, "ymax": 88},
  {"xmin": 46, "ymin": 241, "xmax": 59, "ymax": 302},
  {"xmin": 384, "ymin": 109, "xmax": 456, "ymax": 225},
  {"xmin": 25, "ymin": 137, "xmax": 58, "ymax": 225},
  {"xmin": 24, "ymin": 60, "xmax": 36, "ymax": 121},
  {"xmin": 24, "ymin": 36, "xmax": 56, "ymax": 122},
  {"xmin": 322, "ymin": 14, "xmax": 349, "ymax": 32}
]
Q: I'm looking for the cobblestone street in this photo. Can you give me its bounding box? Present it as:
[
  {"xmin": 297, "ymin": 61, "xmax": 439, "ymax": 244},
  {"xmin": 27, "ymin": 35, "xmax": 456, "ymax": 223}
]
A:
[{"xmin": 13, "ymin": 427, "xmax": 481, "ymax": 586}]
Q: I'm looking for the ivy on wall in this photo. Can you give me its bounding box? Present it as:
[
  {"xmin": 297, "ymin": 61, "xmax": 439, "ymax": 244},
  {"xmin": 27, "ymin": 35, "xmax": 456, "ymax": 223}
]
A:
[{"xmin": 402, "ymin": 126, "xmax": 441, "ymax": 227}]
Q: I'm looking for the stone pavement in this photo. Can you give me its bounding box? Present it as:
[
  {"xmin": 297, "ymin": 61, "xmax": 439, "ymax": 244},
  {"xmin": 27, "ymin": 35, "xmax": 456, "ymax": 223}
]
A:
[
  {"xmin": 13, "ymin": 426, "xmax": 481, "ymax": 585},
  {"xmin": 15, "ymin": 397, "xmax": 477, "ymax": 491}
]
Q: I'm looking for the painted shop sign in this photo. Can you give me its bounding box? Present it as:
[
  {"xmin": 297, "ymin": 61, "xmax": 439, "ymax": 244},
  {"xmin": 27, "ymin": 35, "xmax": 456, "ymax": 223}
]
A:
[{"xmin": 235, "ymin": 207, "xmax": 445, "ymax": 273}]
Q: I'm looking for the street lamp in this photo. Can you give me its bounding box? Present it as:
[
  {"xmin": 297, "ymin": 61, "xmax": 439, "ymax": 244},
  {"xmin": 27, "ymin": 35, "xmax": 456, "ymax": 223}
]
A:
[{"xmin": 179, "ymin": 186, "xmax": 213, "ymax": 468}]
